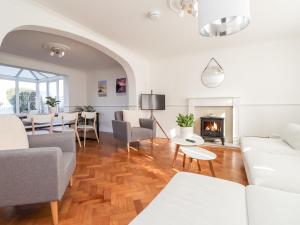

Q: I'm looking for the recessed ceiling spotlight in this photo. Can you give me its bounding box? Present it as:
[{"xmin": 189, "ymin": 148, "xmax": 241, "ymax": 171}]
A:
[{"xmin": 148, "ymin": 10, "xmax": 161, "ymax": 20}]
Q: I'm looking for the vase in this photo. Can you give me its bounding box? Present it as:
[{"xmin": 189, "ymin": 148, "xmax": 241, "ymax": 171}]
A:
[
  {"xmin": 49, "ymin": 106, "xmax": 57, "ymax": 115},
  {"xmin": 180, "ymin": 127, "xmax": 193, "ymax": 139}
]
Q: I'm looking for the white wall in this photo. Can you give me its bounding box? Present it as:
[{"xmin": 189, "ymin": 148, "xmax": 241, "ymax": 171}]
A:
[
  {"xmin": 87, "ymin": 66, "xmax": 128, "ymax": 132},
  {"xmin": 150, "ymin": 37, "xmax": 300, "ymax": 138},
  {"xmin": 0, "ymin": 52, "xmax": 88, "ymax": 107}
]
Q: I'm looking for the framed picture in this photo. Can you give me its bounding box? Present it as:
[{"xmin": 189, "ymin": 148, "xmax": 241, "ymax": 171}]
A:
[
  {"xmin": 116, "ymin": 78, "xmax": 126, "ymax": 94},
  {"xmin": 98, "ymin": 80, "xmax": 107, "ymax": 97}
]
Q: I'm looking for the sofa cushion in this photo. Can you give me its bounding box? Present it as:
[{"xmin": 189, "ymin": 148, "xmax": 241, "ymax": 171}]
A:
[
  {"xmin": 131, "ymin": 127, "xmax": 153, "ymax": 141},
  {"xmin": 0, "ymin": 115, "xmax": 29, "ymax": 151},
  {"xmin": 246, "ymin": 185, "xmax": 300, "ymax": 225},
  {"xmin": 123, "ymin": 110, "xmax": 140, "ymax": 127},
  {"xmin": 281, "ymin": 123, "xmax": 300, "ymax": 150},
  {"xmin": 243, "ymin": 150, "xmax": 300, "ymax": 193},
  {"xmin": 129, "ymin": 172, "xmax": 247, "ymax": 225}
]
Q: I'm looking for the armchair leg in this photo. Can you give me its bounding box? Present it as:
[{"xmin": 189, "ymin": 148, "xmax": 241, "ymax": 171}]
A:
[
  {"xmin": 50, "ymin": 201, "xmax": 58, "ymax": 225},
  {"xmin": 127, "ymin": 143, "xmax": 130, "ymax": 154},
  {"xmin": 69, "ymin": 175, "xmax": 73, "ymax": 187}
]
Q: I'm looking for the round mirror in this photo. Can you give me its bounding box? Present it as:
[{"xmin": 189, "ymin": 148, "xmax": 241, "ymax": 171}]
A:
[{"xmin": 201, "ymin": 58, "xmax": 224, "ymax": 88}]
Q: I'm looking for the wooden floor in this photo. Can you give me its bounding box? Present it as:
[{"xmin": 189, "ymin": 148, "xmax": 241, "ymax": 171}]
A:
[{"xmin": 0, "ymin": 133, "xmax": 247, "ymax": 225}]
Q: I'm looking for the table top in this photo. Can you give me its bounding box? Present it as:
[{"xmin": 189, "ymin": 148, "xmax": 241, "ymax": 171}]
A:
[
  {"xmin": 172, "ymin": 134, "xmax": 204, "ymax": 146},
  {"xmin": 181, "ymin": 146, "xmax": 217, "ymax": 160}
]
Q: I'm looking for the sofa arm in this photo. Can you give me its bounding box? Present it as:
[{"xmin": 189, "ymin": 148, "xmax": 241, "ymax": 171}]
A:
[
  {"xmin": 112, "ymin": 120, "xmax": 131, "ymax": 143},
  {"xmin": 28, "ymin": 132, "xmax": 75, "ymax": 153},
  {"xmin": 140, "ymin": 118, "xmax": 156, "ymax": 138},
  {"xmin": 0, "ymin": 147, "xmax": 63, "ymax": 207}
]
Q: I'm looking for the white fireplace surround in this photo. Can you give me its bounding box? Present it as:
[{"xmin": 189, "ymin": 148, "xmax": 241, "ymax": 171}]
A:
[{"xmin": 187, "ymin": 97, "xmax": 240, "ymax": 145}]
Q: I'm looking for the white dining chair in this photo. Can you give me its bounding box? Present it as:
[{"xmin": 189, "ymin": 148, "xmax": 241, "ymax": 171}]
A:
[
  {"xmin": 53, "ymin": 112, "xmax": 82, "ymax": 148},
  {"xmin": 29, "ymin": 114, "xmax": 53, "ymax": 135},
  {"xmin": 77, "ymin": 112, "xmax": 99, "ymax": 147}
]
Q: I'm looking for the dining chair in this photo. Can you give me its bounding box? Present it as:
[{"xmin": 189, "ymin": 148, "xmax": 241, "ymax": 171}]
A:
[
  {"xmin": 77, "ymin": 112, "xmax": 99, "ymax": 147},
  {"xmin": 30, "ymin": 114, "xmax": 53, "ymax": 135},
  {"xmin": 52, "ymin": 112, "xmax": 82, "ymax": 148}
]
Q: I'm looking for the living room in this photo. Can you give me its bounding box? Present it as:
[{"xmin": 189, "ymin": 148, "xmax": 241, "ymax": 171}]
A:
[{"xmin": 0, "ymin": 0, "xmax": 299, "ymax": 225}]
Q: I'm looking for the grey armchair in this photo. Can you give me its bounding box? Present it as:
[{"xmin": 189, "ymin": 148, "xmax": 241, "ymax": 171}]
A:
[
  {"xmin": 0, "ymin": 132, "xmax": 76, "ymax": 225},
  {"xmin": 112, "ymin": 111, "xmax": 156, "ymax": 153}
]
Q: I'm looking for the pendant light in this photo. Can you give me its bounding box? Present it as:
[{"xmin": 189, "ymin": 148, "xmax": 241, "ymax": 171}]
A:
[
  {"xmin": 201, "ymin": 58, "xmax": 224, "ymax": 88},
  {"xmin": 198, "ymin": 0, "xmax": 250, "ymax": 37}
]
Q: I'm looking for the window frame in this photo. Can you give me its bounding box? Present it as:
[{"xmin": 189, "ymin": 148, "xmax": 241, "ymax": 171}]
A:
[{"xmin": 0, "ymin": 64, "xmax": 65, "ymax": 114}]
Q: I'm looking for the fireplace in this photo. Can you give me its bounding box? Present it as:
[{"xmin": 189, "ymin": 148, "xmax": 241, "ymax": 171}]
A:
[{"xmin": 201, "ymin": 117, "xmax": 225, "ymax": 145}]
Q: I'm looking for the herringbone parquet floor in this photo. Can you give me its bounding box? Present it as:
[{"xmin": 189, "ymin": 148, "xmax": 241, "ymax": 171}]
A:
[{"xmin": 0, "ymin": 133, "xmax": 247, "ymax": 225}]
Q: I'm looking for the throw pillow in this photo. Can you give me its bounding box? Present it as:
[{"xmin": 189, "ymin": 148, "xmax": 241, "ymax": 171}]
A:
[
  {"xmin": 281, "ymin": 123, "xmax": 300, "ymax": 150},
  {"xmin": 123, "ymin": 110, "xmax": 140, "ymax": 127}
]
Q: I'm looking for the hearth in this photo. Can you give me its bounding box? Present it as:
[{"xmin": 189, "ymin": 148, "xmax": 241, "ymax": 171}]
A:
[{"xmin": 201, "ymin": 116, "xmax": 225, "ymax": 145}]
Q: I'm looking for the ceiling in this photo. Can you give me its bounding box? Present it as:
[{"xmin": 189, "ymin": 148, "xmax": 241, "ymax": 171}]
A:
[
  {"xmin": 31, "ymin": 0, "xmax": 300, "ymax": 58},
  {"xmin": 0, "ymin": 30, "xmax": 120, "ymax": 71}
]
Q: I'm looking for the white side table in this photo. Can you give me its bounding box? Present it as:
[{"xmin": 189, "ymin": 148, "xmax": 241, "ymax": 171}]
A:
[
  {"xmin": 181, "ymin": 146, "xmax": 217, "ymax": 176},
  {"xmin": 172, "ymin": 134, "xmax": 204, "ymax": 168}
]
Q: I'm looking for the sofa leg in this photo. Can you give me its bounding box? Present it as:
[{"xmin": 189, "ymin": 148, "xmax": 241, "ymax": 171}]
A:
[
  {"xmin": 50, "ymin": 201, "xmax": 58, "ymax": 225},
  {"xmin": 69, "ymin": 175, "xmax": 73, "ymax": 187}
]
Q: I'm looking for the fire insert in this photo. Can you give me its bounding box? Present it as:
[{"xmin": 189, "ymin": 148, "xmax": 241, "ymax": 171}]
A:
[{"xmin": 200, "ymin": 116, "xmax": 225, "ymax": 145}]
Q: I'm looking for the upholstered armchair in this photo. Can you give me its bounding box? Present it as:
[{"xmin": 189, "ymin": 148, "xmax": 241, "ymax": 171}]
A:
[
  {"xmin": 112, "ymin": 111, "xmax": 156, "ymax": 152},
  {"xmin": 0, "ymin": 115, "xmax": 76, "ymax": 225}
]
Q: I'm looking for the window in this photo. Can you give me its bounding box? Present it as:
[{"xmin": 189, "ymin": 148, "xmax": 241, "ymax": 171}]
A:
[{"xmin": 0, "ymin": 64, "xmax": 65, "ymax": 114}]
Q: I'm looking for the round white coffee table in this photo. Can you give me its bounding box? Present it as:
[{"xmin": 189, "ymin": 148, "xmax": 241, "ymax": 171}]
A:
[
  {"xmin": 181, "ymin": 146, "xmax": 216, "ymax": 176},
  {"xmin": 172, "ymin": 134, "xmax": 204, "ymax": 168}
]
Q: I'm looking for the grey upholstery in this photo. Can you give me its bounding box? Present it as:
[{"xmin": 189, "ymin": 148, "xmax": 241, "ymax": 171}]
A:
[
  {"xmin": 0, "ymin": 132, "xmax": 76, "ymax": 207},
  {"xmin": 112, "ymin": 111, "xmax": 156, "ymax": 145}
]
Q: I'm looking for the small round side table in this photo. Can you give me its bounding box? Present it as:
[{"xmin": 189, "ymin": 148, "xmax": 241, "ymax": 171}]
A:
[
  {"xmin": 172, "ymin": 134, "xmax": 204, "ymax": 168},
  {"xmin": 181, "ymin": 146, "xmax": 217, "ymax": 177}
]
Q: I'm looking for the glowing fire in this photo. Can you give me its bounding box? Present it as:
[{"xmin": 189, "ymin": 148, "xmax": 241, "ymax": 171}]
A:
[{"xmin": 205, "ymin": 122, "xmax": 218, "ymax": 132}]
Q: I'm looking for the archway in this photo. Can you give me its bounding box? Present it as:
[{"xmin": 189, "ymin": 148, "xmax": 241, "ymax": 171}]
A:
[{"xmin": 0, "ymin": 25, "xmax": 138, "ymax": 107}]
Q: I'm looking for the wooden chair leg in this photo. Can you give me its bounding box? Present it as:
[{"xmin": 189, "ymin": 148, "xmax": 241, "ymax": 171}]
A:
[
  {"xmin": 69, "ymin": 175, "xmax": 73, "ymax": 187},
  {"xmin": 75, "ymin": 130, "xmax": 82, "ymax": 148},
  {"xmin": 197, "ymin": 160, "xmax": 201, "ymax": 171},
  {"xmin": 83, "ymin": 128, "xmax": 86, "ymax": 148},
  {"xmin": 94, "ymin": 128, "xmax": 100, "ymax": 143},
  {"xmin": 50, "ymin": 201, "xmax": 58, "ymax": 225},
  {"xmin": 209, "ymin": 161, "xmax": 215, "ymax": 177}
]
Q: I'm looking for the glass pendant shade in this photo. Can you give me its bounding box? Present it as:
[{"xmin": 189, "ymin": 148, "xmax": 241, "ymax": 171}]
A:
[
  {"xmin": 198, "ymin": 0, "xmax": 250, "ymax": 37},
  {"xmin": 201, "ymin": 58, "xmax": 224, "ymax": 88}
]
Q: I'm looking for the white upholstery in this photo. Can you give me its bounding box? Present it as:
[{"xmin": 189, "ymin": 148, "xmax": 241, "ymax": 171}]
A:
[
  {"xmin": 123, "ymin": 110, "xmax": 140, "ymax": 127},
  {"xmin": 130, "ymin": 172, "xmax": 248, "ymax": 225},
  {"xmin": 241, "ymin": 136, "xmax": 300, "ymax": 193},
  {"xmin": 30, "ymin": 114, "xmax": 53, "ymax": 123},
  {"xmin": 280, "ymin": 123, "xmax": 300, "ymax": 150},
  {"xmin": 81, "ymin": 111, "xmax": 96, "ymax": 119},
  {"xmin": 130, "ymin": 172, "xmax": 300, "ymax": 225},
  {"xmin": 246, "ymin": 185, "xmax": 300, "ymax": 225},
  {"xmin": 0, "ymin": 115, "xmax": 29, "ymax": 151},
  {"xmin": 58, "ymin": 112, "xmax": 78, "ymax": 121}
]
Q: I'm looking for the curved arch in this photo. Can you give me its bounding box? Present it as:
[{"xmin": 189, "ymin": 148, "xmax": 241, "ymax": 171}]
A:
[{"xmin": 0, "ymin": 25, "xmax": 137, "ymax": 106}]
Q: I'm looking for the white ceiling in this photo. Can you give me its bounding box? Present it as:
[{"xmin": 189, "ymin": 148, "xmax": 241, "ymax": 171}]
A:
[
  {"xmin": 0, "ymin": 30, "xmax": 120, "ymax": 71},
  {"xmin": 31, "ymin": 0, "xmax": 300, "ymax": 58}
]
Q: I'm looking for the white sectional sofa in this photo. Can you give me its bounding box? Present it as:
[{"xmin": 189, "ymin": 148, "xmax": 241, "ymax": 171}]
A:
[
  {"xmin": 129, "ymin": 172, "xmax": 300, "ymax": 225},
  {"xmin": 241, "ymin": 123, "xmax": 300, "ymax": 193}
]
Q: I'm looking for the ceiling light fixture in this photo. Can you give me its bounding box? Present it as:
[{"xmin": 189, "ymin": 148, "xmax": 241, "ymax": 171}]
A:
[
  {"xmin": 168, "ymin": 0, "xmax": 250, "ymax": 37},
  {"xmin": 42, "ymin": 42, "xmax": 70, "ymax": 58},
  {"xmin": 198, "ymin": 0, "xmax": 250, "ymax": 37},
  {"xmin": 169, "ymin": 0, "xmax": 198, "ymax": 18},
  {"xmin": 148, "ymin": 10, "xmax": 161, "ymax": 20}
]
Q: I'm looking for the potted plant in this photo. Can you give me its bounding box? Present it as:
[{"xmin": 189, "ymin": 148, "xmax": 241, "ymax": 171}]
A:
[
  {"xmin": 176, "ymin": 113, "xmax": 194, "ymax": 139},
  {"xmin": 45, "ymin": 96, "xmax": 60, "ymax": 114}
]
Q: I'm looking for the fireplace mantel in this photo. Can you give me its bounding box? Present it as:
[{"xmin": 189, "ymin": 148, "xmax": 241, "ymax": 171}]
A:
[{"xmin": 187, "ymin": 97, "xmax": 240, "ymax": 145}]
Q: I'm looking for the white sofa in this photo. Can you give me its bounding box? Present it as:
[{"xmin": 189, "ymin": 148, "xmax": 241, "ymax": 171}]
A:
[
  {"xmin": 241, "ymin": 123, "xmax": 300, "ymax": 193},
  {"xmin": 129, "ymin": 172, "xmax": 300, "ymax": 225}
]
